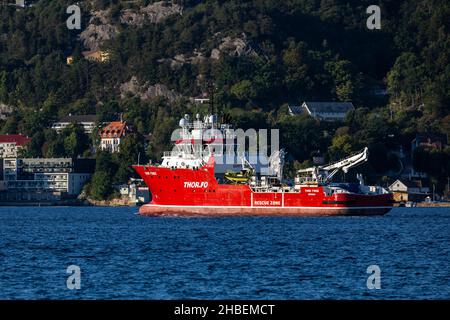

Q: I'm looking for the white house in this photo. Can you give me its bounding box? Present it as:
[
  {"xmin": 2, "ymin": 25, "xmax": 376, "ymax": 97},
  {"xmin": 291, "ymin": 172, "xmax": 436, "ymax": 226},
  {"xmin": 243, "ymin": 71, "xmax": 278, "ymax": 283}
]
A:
[
  {"xmin": 300, "ymin": 101, "xmax": 354, "ymax": 121},
  {"xmin": 52, "ymin": 115, "xmax": 98, "ymax": 134},
  {"xmin": 100, "ymin": 121, "xmax": 131, "ymax": 153},
  {"xmin": 389, "ymin": 179, "xmax": 430, "ymax": 202},
  {"xmin": 288, "ymin": 105, "xmax": 303, "ymax": 116}
]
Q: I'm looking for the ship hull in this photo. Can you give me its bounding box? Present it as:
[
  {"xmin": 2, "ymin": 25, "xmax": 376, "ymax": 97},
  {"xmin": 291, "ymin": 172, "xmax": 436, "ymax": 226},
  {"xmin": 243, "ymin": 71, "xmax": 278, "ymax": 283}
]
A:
[{"xmin": 138, "ymin": 203, "xmax": 392, "ymax": 217}]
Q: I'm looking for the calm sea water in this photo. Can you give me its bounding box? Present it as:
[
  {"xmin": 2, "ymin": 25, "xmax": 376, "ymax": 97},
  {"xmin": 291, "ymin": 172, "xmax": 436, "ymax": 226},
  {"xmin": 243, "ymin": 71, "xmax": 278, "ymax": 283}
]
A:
[{"xmin": 0, "ymin": 207, "xmax": 449, "ymax": 300}]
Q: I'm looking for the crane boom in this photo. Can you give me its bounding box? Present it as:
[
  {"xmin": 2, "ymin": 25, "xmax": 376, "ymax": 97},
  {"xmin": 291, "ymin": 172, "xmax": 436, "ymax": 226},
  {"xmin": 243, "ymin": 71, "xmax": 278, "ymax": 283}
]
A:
[
  {"xmin": 297, "ymin": 147, "xmax": 369, "ymax": 184},
  {"xmin": 323, "ymin": 147, "xmax": 368, "ymax": 172}
]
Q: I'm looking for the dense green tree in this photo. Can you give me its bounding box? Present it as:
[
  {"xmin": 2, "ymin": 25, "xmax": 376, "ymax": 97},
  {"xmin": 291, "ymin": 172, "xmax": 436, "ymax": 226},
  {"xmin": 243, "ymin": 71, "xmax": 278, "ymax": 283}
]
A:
[
  {"xmin": 0, "ymin": 0, "xmax": 450, "ymax": 195},
  {"xmin": 113, "ymin": 133, "xmax": 146, "ymax": 183},
  {"xmin": 90, "ymin": 171, "xmax": 113, "ymax": 200},
  {"xmin": 325, "ymin": 59, "xmax": 361, "ymax": 101},
  {"xmin": 230, "ymin": 80, "xmax": 257, "ymax": 101},
  {"xmin": 277, "ymin": 114, "xmax": 323, "ymax": 162},
  {"xmin": 0, "ymin": 71, "xmax": 8, "ymax": 103}
]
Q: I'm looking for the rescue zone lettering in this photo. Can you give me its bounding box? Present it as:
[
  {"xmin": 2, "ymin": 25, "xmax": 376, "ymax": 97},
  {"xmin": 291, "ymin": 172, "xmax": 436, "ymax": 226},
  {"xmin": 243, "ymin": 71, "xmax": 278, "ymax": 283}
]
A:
[{"xmin": 254, "ymin": 200, "xmax": 281, "ymax": 206}]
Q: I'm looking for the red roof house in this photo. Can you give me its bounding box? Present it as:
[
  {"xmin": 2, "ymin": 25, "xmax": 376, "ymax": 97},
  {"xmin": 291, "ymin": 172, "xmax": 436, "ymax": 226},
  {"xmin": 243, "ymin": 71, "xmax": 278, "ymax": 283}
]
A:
[
  {"xmin": 0, "ymin": 134, "xmax": 31, "ymax": 146},
  {"xmin": 99, "ymin": 121, "xmax": 131, "ymax": 152},
  {"xmin": 0, "ymin": 134, "xmax": 31, "ymax": 158}
]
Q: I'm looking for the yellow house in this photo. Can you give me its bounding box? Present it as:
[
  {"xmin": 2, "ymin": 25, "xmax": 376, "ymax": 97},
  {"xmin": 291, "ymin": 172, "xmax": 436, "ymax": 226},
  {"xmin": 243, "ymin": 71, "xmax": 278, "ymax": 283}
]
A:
[
  {"xmin": 81, "ymin": 50, "xmax": 110, "ymax": 63},
  {"xmin": 66, "ymin": 56, "xmax": 74, "ymax": 65}
]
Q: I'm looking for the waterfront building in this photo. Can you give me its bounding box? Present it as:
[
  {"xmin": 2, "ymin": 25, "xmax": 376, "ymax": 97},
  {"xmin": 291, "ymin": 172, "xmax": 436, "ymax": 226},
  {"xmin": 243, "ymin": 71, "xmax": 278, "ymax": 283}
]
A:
[
  {"xmin": 0, "ymin": 158, "xmax": 94, "ymax": 202},
  {"xmin": 117, "ymin": 180, "xmax": 150, "ymax": 205},
  {"xmin": 389, "ymin": 179, "xmax": 430, "ymax": 203}
]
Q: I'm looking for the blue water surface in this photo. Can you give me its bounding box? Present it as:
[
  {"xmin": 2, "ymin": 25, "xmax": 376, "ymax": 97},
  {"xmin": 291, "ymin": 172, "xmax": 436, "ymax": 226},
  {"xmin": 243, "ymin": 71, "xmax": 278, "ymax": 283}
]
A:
[{"xmin": 0, "ymin": 207, "xmax": 449, "ymax": 299}]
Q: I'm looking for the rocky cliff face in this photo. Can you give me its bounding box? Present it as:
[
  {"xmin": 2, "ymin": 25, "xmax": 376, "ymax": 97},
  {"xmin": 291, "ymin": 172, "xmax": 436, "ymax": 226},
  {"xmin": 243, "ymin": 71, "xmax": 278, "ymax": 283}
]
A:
[
  {"xmin": 80, "ymin": 9, "xmax": 118, "ymax": 51},
  {"xmin": 121, "ymin": 1, "xmax": 183, "ymax": 26},
  {"xmin": 80, "ymin": 2, "xmax": 183, "ymax": 51},
  {"xmin": 119, "ymin": 76, "xmax": 183, "ymax": 102},
  {"xmin": 157, "ymin": 33, "xmax": 259, "ymax": 71},
  {"xmin": 211, "ymin": 34, "xmax": 258, "ymax": 60}
]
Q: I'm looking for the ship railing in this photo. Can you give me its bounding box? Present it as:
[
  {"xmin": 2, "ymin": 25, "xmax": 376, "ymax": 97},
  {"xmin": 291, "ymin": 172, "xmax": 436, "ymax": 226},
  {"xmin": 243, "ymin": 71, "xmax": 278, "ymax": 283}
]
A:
[
  {"xmin": 183, "ymin": 122, "xmax": 223, "ymax": 130},
  {"xmin": 163, "ymin": 151, "xmax": 199, "ymax": 160}
]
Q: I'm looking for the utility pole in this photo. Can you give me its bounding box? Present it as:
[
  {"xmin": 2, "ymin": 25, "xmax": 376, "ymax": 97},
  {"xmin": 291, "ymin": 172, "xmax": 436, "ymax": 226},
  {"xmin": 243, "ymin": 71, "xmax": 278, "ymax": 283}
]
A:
[{"xmin": 208, "ymin": 80, "xmax": 215, "ymax": 116}]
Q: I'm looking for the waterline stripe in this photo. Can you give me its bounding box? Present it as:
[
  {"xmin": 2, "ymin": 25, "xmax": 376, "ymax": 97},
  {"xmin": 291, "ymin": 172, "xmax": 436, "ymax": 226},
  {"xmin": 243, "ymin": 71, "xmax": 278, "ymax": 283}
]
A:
[{"xmin": 142, "ymin": 204, "xmax": 392, "ymax": 210}]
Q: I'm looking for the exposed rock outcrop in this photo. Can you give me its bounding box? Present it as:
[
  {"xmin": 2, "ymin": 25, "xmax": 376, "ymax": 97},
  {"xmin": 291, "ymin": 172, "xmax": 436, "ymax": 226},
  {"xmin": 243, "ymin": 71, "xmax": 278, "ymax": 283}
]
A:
[
  {"xmin": 80, "ymin": 9, "xmax": 118, "ymax": 51},
  {"xmin": 0, "ymin": 103, "xmax": 13, "ymax": 120},
  {"xmin": 158, "ymin": 49, "xmax": 207, "ymax": 69},
  {"xmin": 120, "ymin": 1, "xmax": 183, "ymax": 26},
  {"xmin": 80, "ymin": 2, "xmax": 182, "ymax": 50},
  {"xmin": 119, "ymin": 76, "xmax": 183, "ymax": 102},
  {"xmin": 210, "ymin": 34, "xmax": 258, "ymax": 60}
]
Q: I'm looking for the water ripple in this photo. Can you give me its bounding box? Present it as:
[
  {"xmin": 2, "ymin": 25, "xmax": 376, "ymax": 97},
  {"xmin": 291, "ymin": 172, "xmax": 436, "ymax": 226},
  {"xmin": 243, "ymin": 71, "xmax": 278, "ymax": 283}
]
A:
[{"xmin": 0, "ymin": 207, "xmax": 449, "ymax": 299}]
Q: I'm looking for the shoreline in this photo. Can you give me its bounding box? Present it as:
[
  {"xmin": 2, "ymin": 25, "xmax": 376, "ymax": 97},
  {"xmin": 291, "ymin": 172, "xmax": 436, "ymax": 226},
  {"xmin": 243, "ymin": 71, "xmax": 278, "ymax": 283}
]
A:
[
  {"xmin": 394, "ymin": 202, "xmax": 450, "ymax": 208},
  {"xmin": 0, "ymin": 197, "xmax": 139, "ymax": 207},
  {"xmin": 415, "ymin": 202, "xmax": 450, "ymax": 207},
  {"xmin": 0, "ymin": 201, "xmax": 449, "ymax": 208}
]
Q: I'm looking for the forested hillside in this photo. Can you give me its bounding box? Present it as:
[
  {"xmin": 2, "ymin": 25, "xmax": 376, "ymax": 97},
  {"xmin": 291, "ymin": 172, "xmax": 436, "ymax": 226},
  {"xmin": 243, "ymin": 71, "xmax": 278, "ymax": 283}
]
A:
[{"xmin": 0, "ymin": 0, "xmax": 449, "ymax": 196}]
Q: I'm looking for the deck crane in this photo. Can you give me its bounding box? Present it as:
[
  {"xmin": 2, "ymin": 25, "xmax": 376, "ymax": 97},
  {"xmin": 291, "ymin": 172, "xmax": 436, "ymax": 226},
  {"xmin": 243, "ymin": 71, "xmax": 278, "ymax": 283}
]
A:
[{"xmin": 297, "ymin": 147, "xmax": 369, "ymax": 184}]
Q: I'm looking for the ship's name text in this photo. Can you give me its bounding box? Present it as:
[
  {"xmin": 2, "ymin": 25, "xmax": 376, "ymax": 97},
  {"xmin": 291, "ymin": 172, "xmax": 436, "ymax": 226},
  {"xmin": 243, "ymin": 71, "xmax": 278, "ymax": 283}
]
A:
[{"xmin": 184, "ymin": 181, "xmax": 209, "ymax": 188}]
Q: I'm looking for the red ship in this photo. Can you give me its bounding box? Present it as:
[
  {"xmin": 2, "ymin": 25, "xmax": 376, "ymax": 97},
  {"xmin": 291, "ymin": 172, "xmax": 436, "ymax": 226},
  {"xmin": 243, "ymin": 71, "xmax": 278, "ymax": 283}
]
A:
[{"xmin": 133, "ymin": 114, "xmax": 393, "ymax": 216}]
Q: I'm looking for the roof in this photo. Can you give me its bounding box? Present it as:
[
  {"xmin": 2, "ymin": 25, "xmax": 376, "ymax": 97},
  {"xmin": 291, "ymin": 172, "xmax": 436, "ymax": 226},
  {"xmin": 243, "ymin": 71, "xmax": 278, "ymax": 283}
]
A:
[
  {"xmin": 0, "ymin": 134, "xmax": 31, "ymax": 146},
  {"xmin": 302, "ymin": 102, "xmax": 354, "ymax": 114},
  {"xmin": 82, "ymin": 50, "xmax": 101, "ymax": 57},
  {"xmin": 288, "ymin": 105, "xmax": 303, "ymax": 115},
  {"xmin": 82, "ymin": 50, "xmax": 110, "ymax": 61},
  {"xmin": 392, "ymin": 179, "xmax": 423, "ymax": 189},
  {"xmin": 57, "ymin": 115, "xmax": 98, "ymax": 123},
  {"xmin": 100, "ymin": 121, "xmax": 129, "ymax": 138}
]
